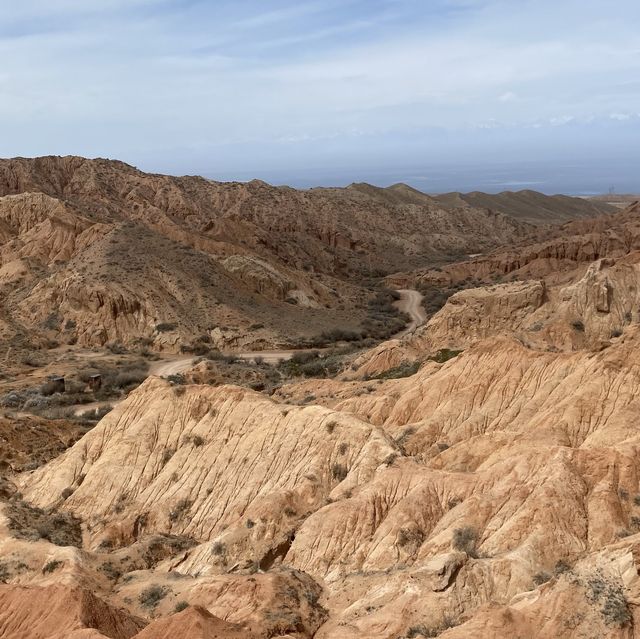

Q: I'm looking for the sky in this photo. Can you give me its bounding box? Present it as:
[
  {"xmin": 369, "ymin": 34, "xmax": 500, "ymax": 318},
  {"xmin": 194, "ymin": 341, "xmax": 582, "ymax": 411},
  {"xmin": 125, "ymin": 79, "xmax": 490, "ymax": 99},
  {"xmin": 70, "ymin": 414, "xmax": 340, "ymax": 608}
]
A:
[{"xmin": 1, "ymin": 0, "xmax": 639, "ymax": 193}]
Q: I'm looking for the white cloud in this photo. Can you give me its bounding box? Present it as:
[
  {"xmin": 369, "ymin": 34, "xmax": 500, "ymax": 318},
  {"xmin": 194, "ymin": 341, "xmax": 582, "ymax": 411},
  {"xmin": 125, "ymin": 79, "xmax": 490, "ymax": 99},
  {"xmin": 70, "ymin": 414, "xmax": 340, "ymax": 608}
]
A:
[{"xmin": 0, "ymin": 0, "xmax": 638, "ymax": 183}]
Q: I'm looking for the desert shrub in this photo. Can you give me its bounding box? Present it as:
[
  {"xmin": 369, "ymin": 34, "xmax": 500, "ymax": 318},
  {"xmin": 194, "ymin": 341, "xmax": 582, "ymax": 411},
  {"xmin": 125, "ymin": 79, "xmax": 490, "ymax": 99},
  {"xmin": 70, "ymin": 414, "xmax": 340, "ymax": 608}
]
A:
[
  {"xmin": 138, "ymin": 584, "xmax": 168, "ymax": 609},
  {"xmin": 428, "ymin": 349, "xmax": 463, "ymax": 364},
  {"xmin": 42, "ymin": 560, "xmax": 63, "ymax": 574},
  {"xmin": 21, "ymin": 353, "xmax": 44, "ymax": 368},
  {"xmin": 532, "ymin": 571, "xmax": 552, "ymax": 586},
  {"xmin": 1, "ymin": 391, "xmax": 26, "ymax": 408},
  {"xmin": 166, "ymin": 373, "xmax": 186, "ymax": 385},
  {"xmin": 43, "ymin": 314, "xmax": 61, "ymax": 330},
  {"xmin": 100, "ymin": 561, "xmax": 122, "ymax": 581},
  {"xmin": 64, "ymin": 319, "xmax": 77, "ymax": 330},
  {"xmin": 174, "ymin": 601, "xmax": 189, "ymax": 613},
  {"xmin": 394, "ymin": 427, "xmax": 416, "ymax": 453},
  {"xmin": 404, "ymin": 616, "xmax": 458, "ymax": 638},
  {"xmin": 332, "ymin": 463, "xmax": 348, "ymax": 481},
  {"xmin": 183, "ymin": 434, "xmax": 205, "ymax": 447},
  {"xmin": 586, "ymin": 574, "xmax": 631, "ymax": 627},
  {"xmin": 169, "ymin": 499, "xmax": 192, "ymax": 522},
  {"xmin": 452, "ymin": 526, "xmax": 479, "ymax": 558},
  {"xmin": 180, "ymin": 342, "xmax": 212, "ymax": 356},
  {"xmin": 554, "ymin": 559, "xmax": 572, "ymax": 575},
  {"xmin": 397, "ymin": 528, "xmax": 425, "ymax": 548},
  {"xmin": 246, "ymin": 519, "xmax": 255, "ymax": 528},
  {"xmin": 107, "ymin": 343, "xmax": 128, "ymax": 354},
  {"xmin": 5, "ymin": 498, "xmax": 82, "ymax": 547},
  {"xmin": 373, "ymin": 361, "xmax": 420, "ymax": 380},
  {"xmin": 610, "ymin": 329, "xmax": 622, "ymax": 338},
  {"xmin": 155, "ymin": 323, "xmax": 177, "ymax": 332},
  {"xmin": 211, "ymin": 541, "xmax": 226, "ymax": 555},
  {"xmin": 571, "ymin": 319, "xmax": 585, "ymax": 332},
  {"xmin": 113, "ymin": 370, "xmax": 147, "ymax": 390},
  {"xmin": 291, "ymin": 351, "xmax": 321, "ymax": 365},
  {"xmin": 61, "ymin": 487, "xmax": 74, "ymax": 500}
]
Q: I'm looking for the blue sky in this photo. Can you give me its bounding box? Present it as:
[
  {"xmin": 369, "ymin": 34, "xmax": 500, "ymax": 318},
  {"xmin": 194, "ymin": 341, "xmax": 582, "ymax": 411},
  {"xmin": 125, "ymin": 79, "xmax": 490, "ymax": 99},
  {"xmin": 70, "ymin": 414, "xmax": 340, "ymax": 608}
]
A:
[{"xmin": 1, "ymin": 0, "xmax": 639, "ymax": 193}]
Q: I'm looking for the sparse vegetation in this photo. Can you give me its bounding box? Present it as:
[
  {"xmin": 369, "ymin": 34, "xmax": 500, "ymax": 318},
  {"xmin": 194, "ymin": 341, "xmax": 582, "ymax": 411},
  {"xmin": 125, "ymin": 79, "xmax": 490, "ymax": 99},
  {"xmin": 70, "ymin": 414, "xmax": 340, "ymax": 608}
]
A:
[
  {"xmin": 403, "ymin": 616, "xmax": 459, "ymax": 638},
  {"xmin": 397, "ymin": 527, "xmax": 425, "ymax": 548},
  {"xmin": 554, "ymin": 559, "xmax": 572, "ymax": 575},
  {"xmin": 138, "ymin": 584, "xmax": 168, "ymax": 609},
  {"xmin": 372, "ymin": 360, "xmax": 420, "ymax": 380},
  {"xmin": 452, "ymin": 526, "xmax": 479, "ymax": 558},
  {"xmin": 174, "ymin": 600, "xmax": 189, "ymax": 613},
  {"xmin": 211, "ymin": 541, "xmax": 226, "ymax": 555},
  {"xmin": 5, "ymin": 497, "xmax": 82, "ymax": 547},
  {"xmin": 428, "ymin": 349, "xmax": 462, "ymax": 364},
  {"xmin": 586, "ymin": 573, "xmax": 631, "ymax": 627},
  {"xmin": 42, "ymin": 560, "xmax": 63, "ymax": 574},
  {"xmin": 331, "ymin": 463, "xmax": 348, "ymax": 481},
  {"xmin": 183, "ymin": 434, "xmax": 205, "ymax": 447},
  {"xmin": 169, "ymin": 499, "xmax": 192, "ymax": 522},
  {"xmin": 532, "ymin": 571, "xmax": 552, "ymax": 587},
  {"xmin": 155, "ymin": 322, "xmax": 177, "ymax": 332},
  {"xmin": 99, "ymin": 561, "xmax": 122, "ymax": 581}
]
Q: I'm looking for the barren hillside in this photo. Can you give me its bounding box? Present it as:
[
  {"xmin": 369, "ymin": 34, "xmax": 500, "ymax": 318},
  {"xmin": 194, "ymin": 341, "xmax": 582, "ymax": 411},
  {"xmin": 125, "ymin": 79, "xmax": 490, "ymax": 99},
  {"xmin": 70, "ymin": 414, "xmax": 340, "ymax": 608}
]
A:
[
  {"xmin": 2, "ymin": 158, "xmax": 639, "ymax": 638},
  {"xmin": 0, "ymin": 156, "xmax": 608, "ymax": 353}
]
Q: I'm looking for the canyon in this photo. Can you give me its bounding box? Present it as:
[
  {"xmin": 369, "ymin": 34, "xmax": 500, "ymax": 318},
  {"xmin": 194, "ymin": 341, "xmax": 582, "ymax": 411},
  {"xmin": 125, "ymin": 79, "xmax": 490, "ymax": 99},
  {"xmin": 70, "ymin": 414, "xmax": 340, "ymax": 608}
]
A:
[{"xmin": 2, "ymin": 156, "xmax": 639, "ymax": 638}]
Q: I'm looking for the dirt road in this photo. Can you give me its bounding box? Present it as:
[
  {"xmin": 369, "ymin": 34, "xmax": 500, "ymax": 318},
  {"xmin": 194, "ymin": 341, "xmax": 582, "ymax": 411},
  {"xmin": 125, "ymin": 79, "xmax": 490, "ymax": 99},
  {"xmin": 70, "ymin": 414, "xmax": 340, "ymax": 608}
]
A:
[
  {"xmin": 73, "ymin": 289, "xmax": 425, "ymax": 415},
  {"xmin": 149, "ymin": 356, "xmax": 197, "ymax": 377},
  {"xmin": 394, "ymin": 288, "xmax": 427, "ymax": 336}
]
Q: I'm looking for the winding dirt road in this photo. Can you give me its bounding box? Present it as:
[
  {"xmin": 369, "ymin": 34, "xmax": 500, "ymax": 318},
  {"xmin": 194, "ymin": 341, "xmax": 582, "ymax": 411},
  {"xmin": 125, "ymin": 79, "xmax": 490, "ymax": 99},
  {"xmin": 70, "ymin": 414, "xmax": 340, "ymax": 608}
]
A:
[
  {"xmin": 147, "ymin": 289, "xmax": 426, "ymax": 371},
  {"xmin": 73, "ymin": 289, "xmax": 426, "ymax": 415},
  {"xmin": 394, "ymin": 288, "xmax": 427, "ymax": 336}
]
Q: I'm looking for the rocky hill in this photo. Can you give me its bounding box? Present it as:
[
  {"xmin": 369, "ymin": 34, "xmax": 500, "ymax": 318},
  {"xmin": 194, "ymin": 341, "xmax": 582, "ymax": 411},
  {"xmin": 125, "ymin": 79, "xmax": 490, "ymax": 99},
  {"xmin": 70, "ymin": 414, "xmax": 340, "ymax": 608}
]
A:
[
  {"xmin": 434, "ymin": 189, "xmax": 615, "ymax": 225},
  {"xmin": 0, "ymin": 156, "xmax": 609, "ymax": 352},
  {"xmin": 2, "ymin": 157, "xmax": 639, "ymax": 638}
]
